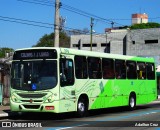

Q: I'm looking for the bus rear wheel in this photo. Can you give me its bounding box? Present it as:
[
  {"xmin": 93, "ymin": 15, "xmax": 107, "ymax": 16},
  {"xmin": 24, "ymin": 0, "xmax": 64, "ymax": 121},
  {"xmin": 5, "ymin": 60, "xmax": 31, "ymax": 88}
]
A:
[
  {"xmin": 129, "ymin": 94, "xmax": 136, "ymax": 110},
  {"xmin": 77, "ymin": 98, "xmax": 88, "ymax": 117}
]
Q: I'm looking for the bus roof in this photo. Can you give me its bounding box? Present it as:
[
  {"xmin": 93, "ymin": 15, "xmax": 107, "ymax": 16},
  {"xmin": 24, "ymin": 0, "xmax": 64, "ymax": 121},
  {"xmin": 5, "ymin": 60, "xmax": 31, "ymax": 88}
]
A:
[
  {"xmin": 14, "ymin": 47, "xmax": 154, "ymax": 63},
  {"xmin": 59, "ymin": 48, "xmax": 154, "ymax": 63}
]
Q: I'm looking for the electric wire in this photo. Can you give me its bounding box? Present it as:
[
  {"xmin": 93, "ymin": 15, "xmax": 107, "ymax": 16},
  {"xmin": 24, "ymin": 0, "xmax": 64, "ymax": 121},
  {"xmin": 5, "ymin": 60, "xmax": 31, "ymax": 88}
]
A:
[{"xmin": 0, "ymin": 0, "xmax": 157, "ymax": 47}]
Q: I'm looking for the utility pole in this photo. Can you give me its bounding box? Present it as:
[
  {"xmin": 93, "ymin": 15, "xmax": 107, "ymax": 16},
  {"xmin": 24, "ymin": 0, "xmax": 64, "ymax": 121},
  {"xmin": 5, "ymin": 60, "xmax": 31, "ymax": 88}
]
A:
[
  {"xmin": 111, "ymin": 21, "xmax": 114, "ymax": 28},
  {"xmin": 90, "ymin": 17, "xmax": 94, "ymax": 51},
  {"xmin": 54, "ymin": 0, "xmax": 60, "ymax": 47}
]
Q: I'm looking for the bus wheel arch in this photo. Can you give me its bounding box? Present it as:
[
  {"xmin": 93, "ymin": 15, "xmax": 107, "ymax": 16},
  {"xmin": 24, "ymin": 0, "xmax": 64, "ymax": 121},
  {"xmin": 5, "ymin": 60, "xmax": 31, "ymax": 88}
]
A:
[
  {"xmin": 77, "ymin": 94, "xmax": 89, "ymax": 117},
  {"xmin": 128, "ymin": 92, "xmax": 136, "ymax": 110}
]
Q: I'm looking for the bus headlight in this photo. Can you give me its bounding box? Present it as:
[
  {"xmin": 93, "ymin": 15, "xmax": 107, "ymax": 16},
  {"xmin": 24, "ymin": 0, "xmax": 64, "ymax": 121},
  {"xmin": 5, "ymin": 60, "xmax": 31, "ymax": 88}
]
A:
[{"xmin": 11, "ymin": 95, "xmax": 18, "ymax": 102}]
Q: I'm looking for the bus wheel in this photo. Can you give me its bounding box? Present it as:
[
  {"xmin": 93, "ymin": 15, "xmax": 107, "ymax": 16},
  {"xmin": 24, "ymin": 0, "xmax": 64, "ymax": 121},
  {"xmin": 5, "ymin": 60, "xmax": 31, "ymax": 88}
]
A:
[
  {"xmin": 77, "ymin": 98, "xmax": 88, "ymax": 117},
  {"xmin": 129, "ymin": 94, "xmax": 136, "ymax": 110}
]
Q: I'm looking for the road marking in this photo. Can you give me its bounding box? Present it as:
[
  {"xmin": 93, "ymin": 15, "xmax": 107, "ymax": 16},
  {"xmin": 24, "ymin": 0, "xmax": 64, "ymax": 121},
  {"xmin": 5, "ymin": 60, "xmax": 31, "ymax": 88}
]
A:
[
  {"xmin": 46, "ymin": 124, "xmax": 89, "ymax": 130},
  {"xmin": 96, "ymin": 110, "xmax": 160, "ymax": 121},
  {"xmin": 45, "ymin": 110, "xmax": 160, "ymax": 130}
]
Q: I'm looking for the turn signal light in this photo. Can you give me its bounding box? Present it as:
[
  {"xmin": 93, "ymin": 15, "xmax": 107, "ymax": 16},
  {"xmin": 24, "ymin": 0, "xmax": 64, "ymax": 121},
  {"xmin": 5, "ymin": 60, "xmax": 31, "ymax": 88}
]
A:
[{"xmin": 45, "ymin": 106, "xmax": 54, "ymax": 110}]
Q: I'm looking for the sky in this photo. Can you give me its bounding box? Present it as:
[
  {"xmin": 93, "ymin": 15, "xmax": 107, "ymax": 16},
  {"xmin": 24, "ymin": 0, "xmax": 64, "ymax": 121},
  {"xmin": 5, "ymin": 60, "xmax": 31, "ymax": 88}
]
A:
[{"xmin": 0, "ymin": 0, "xmax": 160, "ymax": 50}]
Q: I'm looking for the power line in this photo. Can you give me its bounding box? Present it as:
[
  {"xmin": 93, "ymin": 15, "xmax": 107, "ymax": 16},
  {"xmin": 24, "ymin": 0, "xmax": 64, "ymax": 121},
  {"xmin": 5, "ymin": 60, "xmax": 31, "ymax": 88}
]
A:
[
  {"xmin": 0, "ymin": 15, "xmax": 53, "ymax": 26},
  {"xmin": 0, "ymin": 15, "xmax": 53, "ymax": 28},
  {"xmin": 0, "ymin": 18, "xmax": 53, "ymax": 29},
  {"xmin": 0, "ymin": 14, "xmax": 159, "ymax": 45},
  {"xmin": 17, "ymin": 0, "xmax": 124, "ymax": 26},
  {"xmin": 61, "ymin": 4, "xmax": 124, "ymax": 26},
  {"xmin": 17, "ymin": 0, "xmax": 53, "ymax": 7},
  {"xmin": 3, "ymin": 0, "xmax": 159, "ymax": 45},
  {"xmin": 0, "ymin": 15, "xmax": 91, "ymax": 34},
  {"xmin": 1, "ymin": 15, "xmax": 159, "ymax": 49}
]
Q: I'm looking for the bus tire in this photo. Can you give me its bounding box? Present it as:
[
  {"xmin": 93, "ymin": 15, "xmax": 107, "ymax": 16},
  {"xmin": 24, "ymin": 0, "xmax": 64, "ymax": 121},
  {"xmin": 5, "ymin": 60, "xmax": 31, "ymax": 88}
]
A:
[
  {"xmin": 77, "ymin": 98, "xmax": 88, "ymax": 117},
  {"xmin": 128, "ymin": 94, "xmax": 136, "ymax": 110}
]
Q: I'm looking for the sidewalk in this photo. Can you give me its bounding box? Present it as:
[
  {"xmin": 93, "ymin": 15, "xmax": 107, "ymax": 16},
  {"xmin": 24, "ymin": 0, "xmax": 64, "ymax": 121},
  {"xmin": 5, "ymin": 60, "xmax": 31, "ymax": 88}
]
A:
[
  {"xmin": 0, "ymin": 96, "xmax": 160, "ymax": 119},
  {"xmin": 0, "ymin": 105, "xmax": 10, "ymax": 118}
]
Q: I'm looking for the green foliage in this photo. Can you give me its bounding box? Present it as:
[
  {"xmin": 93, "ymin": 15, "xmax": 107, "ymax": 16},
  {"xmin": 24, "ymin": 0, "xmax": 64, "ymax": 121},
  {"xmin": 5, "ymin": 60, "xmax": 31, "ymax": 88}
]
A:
[
  {"xmin": 33, "ymin": 32, "xmax": 70, "ymax": 48},
  {"xmin": 130, "ymin": 22, "xmax": 160, "ymax": 29},
  {"xmin": 0, "ymin": 47, "xmax": 14, "ymax": 58}
]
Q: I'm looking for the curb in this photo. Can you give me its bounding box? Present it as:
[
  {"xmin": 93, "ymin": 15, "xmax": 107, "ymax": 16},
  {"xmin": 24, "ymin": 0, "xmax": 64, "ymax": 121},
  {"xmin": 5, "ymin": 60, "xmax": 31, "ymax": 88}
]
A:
[
  {"xmin": 0, "ymin": 110, "xmax": 20, "ymax": 118},
  {"xmin": 0, "ymin": 113, "xmax": 9, "ymax": 118}
]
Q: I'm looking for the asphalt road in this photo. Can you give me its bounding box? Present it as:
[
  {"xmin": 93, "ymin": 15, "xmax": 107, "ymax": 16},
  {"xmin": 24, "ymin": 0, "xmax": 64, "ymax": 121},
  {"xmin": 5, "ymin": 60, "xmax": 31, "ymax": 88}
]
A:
[{"xmin": 1, "ymin": 101, "xmax": 160, "ymax": 130}]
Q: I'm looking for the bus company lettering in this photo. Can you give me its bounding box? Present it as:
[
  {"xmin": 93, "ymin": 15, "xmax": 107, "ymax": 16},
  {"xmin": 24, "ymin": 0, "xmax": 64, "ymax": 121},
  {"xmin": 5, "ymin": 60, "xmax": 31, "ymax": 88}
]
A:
[
  {"xmin": 37, "ymin": 52, "xmax": 49, "ymax": 57},
  {"xmin": 21, "ymin": 53, "xmax": 33, "ymax": 58}
]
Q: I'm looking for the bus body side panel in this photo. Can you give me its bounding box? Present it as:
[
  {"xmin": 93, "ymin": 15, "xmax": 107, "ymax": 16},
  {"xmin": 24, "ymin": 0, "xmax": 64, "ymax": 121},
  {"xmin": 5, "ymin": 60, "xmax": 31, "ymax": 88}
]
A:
[
  {"xmin": 90, "ymin": 79, "xmax": 157, "ymax": 110},
  {"xmin": 146, "ymin": 80, "xmax": 157, "ymax": 102},
  {"xmin": 90, "ymin": 80, "xmax": 124, "ymax": 109},
  {"xmin": 58, "ymin": 86, "xmax": 77, "ymax": 113}
]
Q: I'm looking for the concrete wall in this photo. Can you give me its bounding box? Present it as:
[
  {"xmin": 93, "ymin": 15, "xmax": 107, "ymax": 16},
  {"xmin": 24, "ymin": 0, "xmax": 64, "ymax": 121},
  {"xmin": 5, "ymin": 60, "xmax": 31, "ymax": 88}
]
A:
[
  {"xmin": 70, "ymin": 31, "xmax": 127, "ymax": 54},
  {"xmin": 70, "ymin": 28, "xmax": 160, "ymax": 66},
  {"xmin": 127, "ymin": 28, "xmax": 160, "ymax": 66}
]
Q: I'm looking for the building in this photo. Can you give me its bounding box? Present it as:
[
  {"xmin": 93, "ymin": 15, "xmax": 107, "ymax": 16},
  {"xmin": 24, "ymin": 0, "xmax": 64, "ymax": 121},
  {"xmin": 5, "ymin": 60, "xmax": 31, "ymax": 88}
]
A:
[
  {"xmin": 70, "ymin": 28, "xmax": 160, "ymax": 66},
  {"xmin": 127, "ymin": 28, "xmax": 160, "ymax": 66},
  {"xmin": 132, "ymin": 13, "xmax": 148, "ymax": 25},
  {"xmin": 70, "ymin": 29, "xmax": 128, "ymax": 54}
]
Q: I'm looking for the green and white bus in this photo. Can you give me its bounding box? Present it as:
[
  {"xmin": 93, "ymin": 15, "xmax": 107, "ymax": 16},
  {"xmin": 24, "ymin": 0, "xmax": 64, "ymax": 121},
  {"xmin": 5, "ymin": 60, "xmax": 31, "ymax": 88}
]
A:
[{"xmin": 10, "ymin": 47, "xmax": 157, "ymax": 117}]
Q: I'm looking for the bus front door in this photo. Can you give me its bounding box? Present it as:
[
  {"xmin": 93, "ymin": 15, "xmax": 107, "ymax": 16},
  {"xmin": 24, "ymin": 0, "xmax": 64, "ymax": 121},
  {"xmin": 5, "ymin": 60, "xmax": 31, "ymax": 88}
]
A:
[{"xmin": 59, "ymin": 58, "xmax": 76, "ymax": 113}]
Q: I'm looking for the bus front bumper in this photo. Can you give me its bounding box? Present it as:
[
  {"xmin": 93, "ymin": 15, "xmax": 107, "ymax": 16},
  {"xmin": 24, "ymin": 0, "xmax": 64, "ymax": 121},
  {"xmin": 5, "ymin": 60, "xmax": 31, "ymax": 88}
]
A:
[{"xmin": 10, "ymin": 100, "xmax": 59, "ymax": 113}]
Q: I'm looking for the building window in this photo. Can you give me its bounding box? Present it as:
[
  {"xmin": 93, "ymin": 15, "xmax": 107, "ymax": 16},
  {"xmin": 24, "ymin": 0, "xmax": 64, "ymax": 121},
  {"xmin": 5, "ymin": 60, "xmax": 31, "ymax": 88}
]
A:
[
  {"xmin": 132, "ymin": 41, "xmax": 135, "ymax": 44},
  {"xmin": 145, "ymin": 40, "xmax": 158, "ymax": 44},
  {"xmin": 73, "ymin": 44, "xmax": 78, "ymax": 47},
  {"xmin": 101, "ymin": 43, "xmax": 107, "ymax": 47},
  {"xmin": 83, "ymin": 43, "xmax": 97, "ymax": 47}
]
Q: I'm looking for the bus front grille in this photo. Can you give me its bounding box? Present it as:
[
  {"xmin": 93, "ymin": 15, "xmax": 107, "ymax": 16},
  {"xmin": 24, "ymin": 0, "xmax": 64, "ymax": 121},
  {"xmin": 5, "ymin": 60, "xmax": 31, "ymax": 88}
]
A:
[
  {"xmin": 17, "ymin": 93, "xmax": 47, "ymax": 98},
  {"xmin": 23, "ymin": 105, "xmax": 40, "ymax": 109},
  {"xmin": 21, "ymin": 100, "xmax": 43, "ymax": 103}
]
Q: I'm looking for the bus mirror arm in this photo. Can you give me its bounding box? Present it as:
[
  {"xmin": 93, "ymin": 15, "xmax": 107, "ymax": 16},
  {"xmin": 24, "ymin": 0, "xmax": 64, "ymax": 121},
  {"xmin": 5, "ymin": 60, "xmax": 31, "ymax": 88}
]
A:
[{"xmin": 60, "ymin": 73, "xmax": 66, "ymax": 82}]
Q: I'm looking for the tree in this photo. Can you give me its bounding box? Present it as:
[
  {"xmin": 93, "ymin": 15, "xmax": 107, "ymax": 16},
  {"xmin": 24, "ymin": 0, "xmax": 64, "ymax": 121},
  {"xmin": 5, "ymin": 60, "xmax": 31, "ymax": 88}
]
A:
[
  {"xmin": 0, "ymin": 47, "xmax": 14, "ymax": 58},
  {"xmin": 33, "ymin": 32, "xmax": 70, "ymax": 48},
  {"xmin": 130, "ymin": 22, "xmax": 160, "ymax": 29}
]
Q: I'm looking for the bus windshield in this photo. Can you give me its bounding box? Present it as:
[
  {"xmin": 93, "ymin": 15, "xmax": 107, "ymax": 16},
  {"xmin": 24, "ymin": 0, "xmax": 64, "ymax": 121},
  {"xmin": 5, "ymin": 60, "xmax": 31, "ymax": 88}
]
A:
[{"xmin": 11, "ymin": 60, "xmax": 57, "ymax": 91}]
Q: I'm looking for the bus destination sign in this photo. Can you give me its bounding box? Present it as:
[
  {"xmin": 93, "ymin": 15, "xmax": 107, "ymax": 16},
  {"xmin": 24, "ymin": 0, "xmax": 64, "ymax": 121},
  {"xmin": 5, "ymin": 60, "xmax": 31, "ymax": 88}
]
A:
[
  {"xmin": 21, "ymin": 52, "xmax": 49, "ymax": 58},
  {"xmin": 13, "ymin": 49, "xmax": 57, "ymax": 60}
]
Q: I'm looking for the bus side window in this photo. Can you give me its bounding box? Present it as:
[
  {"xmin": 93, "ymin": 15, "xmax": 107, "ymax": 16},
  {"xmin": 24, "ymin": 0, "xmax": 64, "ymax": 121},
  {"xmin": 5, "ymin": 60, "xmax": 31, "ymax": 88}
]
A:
[
  {"xmin": 60, "ymin": 58, "xmax": 74, "ymax": 86},
  {"xmin": 137, "ymin": 62, "xmax": 146, "ymax": 79},
  {"xmin": 88, "ymin": 57, "xmax": 102, "ymax": 79},
  {"xmin": 115, "ymin": 60, "xmax": 126, "ymax": 79},
  {"xmin": 74, "ymin": 55, "xmax": 88, "ymax": 79},
  {"xmin": 146, "ymin": 63, "xmax": 155, "ymax": 80},
  {"xmin": 102, "ymin": 58, "xmax": 115, "ymax": 79},
  {"xmin": 126, "ymin": 61, "xmax": 137, "ymax": 79}
]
